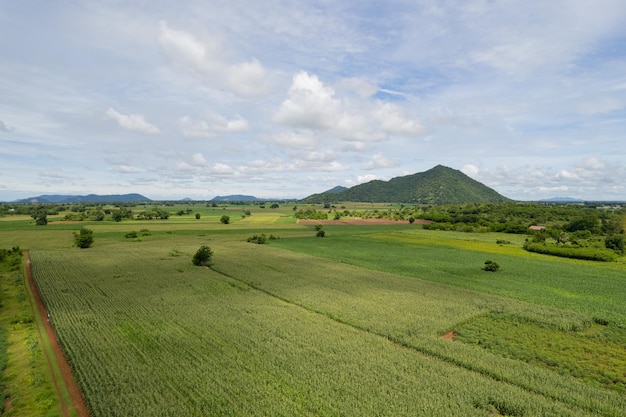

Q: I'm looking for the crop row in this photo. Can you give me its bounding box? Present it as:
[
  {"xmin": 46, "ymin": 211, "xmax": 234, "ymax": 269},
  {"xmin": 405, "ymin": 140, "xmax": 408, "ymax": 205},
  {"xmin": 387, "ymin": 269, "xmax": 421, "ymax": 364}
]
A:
[{"xmin": 30, "ymin": 241, "xmax": 625, "ymax": 417}]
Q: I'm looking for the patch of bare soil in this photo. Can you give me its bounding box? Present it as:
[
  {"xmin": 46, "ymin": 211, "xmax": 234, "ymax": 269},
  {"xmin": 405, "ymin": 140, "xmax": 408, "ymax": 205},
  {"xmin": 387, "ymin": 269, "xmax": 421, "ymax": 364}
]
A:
[
  {"xmin": 25, "ymin": 253, "xmax": 91, "ymax": 417},
  {"xmin": 441, "ymin": 331, "xmax": 455, "ymax": 341}
]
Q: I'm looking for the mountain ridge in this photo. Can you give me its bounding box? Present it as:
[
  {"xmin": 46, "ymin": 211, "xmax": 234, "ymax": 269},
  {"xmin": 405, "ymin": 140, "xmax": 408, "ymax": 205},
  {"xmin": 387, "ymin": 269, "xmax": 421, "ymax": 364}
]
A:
[
  {"xmin": 301, "ymin": 165, "xmax": 511, "ymax": 204},
  {"xmin": 15, "ymin": 193, "xmax": 151, "ymax": 204}
]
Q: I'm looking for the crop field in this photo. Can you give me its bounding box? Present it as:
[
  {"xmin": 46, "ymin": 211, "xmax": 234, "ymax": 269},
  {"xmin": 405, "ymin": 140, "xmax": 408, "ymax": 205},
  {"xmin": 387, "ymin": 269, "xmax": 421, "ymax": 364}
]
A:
[{"xmin": 1, "ymin": 203, "xmax": 625, "ymax": 416}]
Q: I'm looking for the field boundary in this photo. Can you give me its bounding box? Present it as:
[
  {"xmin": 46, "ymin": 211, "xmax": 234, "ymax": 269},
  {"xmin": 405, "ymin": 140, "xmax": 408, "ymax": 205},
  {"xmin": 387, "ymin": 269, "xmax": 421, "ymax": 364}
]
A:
[{"xmin": 24, "ymin": 252, "xmax": 90, "ymax": 417}]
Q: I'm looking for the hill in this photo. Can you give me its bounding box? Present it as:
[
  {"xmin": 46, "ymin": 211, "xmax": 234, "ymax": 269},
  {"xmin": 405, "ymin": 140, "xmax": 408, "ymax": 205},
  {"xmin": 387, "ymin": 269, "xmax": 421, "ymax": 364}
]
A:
[
  {"xmin": 210, "ymin": 195, "xmax": 260, "ymax": 202},
  {"xmin": 16, "ymin": 193, "xmax": 151, "ymax": 203},
  {"xmin": 301, "ymin": 165, "xmax": 511, "ymax": 204}
]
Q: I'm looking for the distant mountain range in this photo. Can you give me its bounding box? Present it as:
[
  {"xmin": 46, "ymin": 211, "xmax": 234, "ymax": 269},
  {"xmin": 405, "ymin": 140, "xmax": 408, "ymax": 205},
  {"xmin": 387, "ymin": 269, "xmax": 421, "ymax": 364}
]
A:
[
  {"xmin": 301, "ymin": 165, "xmax": 511, "ymax": 204},
  {"xmin": 538, "ymin": 197, "xmax": 584, "ymax": 203},
  {"xmin": 15, "ymin": 193, "xmax": 151, "ymax": 204},
  {"xmin": 210, "ymin": 195, "xmax": 260, "ymax": 202}
]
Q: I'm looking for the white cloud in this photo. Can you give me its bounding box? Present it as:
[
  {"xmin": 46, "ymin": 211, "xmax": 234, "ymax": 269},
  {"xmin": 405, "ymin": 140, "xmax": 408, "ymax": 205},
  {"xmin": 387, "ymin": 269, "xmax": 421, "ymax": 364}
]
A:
[
  {"xmin": 273, "ymin": 71, "xmax": 340, "ymax": 129},
  {"xmin": 346, "ymin": 174, "xmax": 380, "ymax": 186},
  {"xmin": 113, "ymin": 165, "xmax": 142, "ymax": 174},
  {"xmin": 179, "ymin": 112, "xmax": 248, "ymax": 138},
  {"xmin": 264, "ymin": 132, "xmax": 316, "ymax": 149},
  {"xmin": 105, "ymin": 108, "xmax": 160, "ymax": 134},
  {"xmin": 374, "ymin": 102, "xmax": 424, "ymax": 136},
  {"xmin": 158, "ymin": 21, "xmax": 270, "ymax": 98},
  {"xmin": 191, "ymin": 153, "xmax": 207, "ymax": 166},
  {"xmin": 363, "ymin": 153, "xmax": 399, "ymax": 170}
]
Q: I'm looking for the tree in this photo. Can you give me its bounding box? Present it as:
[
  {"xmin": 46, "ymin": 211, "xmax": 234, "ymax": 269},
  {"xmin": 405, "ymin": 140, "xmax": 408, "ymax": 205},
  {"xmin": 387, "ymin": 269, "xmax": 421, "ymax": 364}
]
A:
[
  {"xmin": 220, "ymin": 215, "xmax": 230, "ymax": 224},
  {"xmin": 192, "ymin": 245, "xmax": 213, "ymax": 266},
  {"xmin": 35, "ymin": 212, "xmax": 48, "ymax": 226},
  {"xmin": 195, "ymin": 213, "xmax": 201, "ymax": 220},
  {"xmin": 605, "ymin": 235, "xmax": 625, "ymax": 254},
  {"xmin": 74, "ymin": 228, "xmax": 94, "ymax": 248}
]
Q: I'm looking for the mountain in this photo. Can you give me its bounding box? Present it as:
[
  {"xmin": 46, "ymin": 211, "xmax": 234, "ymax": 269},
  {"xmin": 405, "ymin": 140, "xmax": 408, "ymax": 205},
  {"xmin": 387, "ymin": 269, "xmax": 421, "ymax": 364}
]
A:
[
  {"xmin": 324, "ymin": 186, "xmax": 348, "ymax": 194},
  {"xmin": 16, "ymin": 193, "xmax": 151, "ymax": 203},
  {"xmin": 210, "ymin": 195, "xmax": 259, "ymax": 202},
  {"xmin": 301, "ymin": 165, "xmax": 511, "ymax": 204},
  {"xmin": 538, "ymin": 197, "xmax": 584, "ymax": 203}
]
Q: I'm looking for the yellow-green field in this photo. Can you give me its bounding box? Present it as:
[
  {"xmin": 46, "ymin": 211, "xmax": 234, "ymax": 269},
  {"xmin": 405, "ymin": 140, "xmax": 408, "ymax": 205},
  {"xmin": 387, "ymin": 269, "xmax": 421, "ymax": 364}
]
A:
[{"xmin": 1, "ymin": 203, "xmax": 624, "ymax": 417}]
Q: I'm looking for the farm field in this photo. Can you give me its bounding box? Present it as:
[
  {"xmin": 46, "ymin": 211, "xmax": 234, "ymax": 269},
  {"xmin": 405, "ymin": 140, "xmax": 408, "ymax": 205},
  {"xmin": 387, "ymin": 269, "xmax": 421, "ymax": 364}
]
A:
[{"xmin": 1, "ymin": 202, "xmax": 625, "ymax": 416}]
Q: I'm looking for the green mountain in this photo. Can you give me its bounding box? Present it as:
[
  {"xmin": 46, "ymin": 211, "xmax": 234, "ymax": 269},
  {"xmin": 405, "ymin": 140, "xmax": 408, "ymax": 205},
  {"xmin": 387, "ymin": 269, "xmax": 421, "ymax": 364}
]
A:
[
  {"xmin": 16, "ymin": 193, "xmax": 151, "ymax": 203},
  {"xmin": 301, "ymin": 165, "xmax": 511, "ymax": 204}
]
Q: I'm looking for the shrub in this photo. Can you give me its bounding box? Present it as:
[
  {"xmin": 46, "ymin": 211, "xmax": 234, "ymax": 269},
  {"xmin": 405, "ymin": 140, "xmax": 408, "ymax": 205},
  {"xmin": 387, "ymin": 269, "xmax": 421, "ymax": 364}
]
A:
[
  {"xmin": 220, "ymin": 215, "xmax": 230, "ymax": 224},
  {"xmin": 605, "ymin": 235, "xmax": 624, "ymax": 254},
  {"xmin": 523, "ymin": 241, "xmax": 617, "ymax": 262},
  {"xmin": 192, "ymin": 245, "xmax": 213, "ymax": 266},
  {"xmin": 125, "ymin": 231, "xmax": 138, "ymax": 239},
  {"xmin": 74, "ymin": 228, "xmax": 94, "ymax": 249},
  {"xmin": 247, "ymin": 234, "xmax": 267, "ymax": 244},
  {"xmin": 316, "ymin": 230, "xmax": 326, "ymax": 238},
  {"xmin": 482, "ymin": 260, "xmax": 500, "ymax": 272}
]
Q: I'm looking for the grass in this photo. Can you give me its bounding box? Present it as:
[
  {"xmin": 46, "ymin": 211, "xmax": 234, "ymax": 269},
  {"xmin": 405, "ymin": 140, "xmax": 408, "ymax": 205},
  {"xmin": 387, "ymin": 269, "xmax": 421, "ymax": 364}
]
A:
[
  {"xmin": 455, "ymin": 313, "xmax": 626, "ymax": 393},
  {"xmin": 0, "ymin": 255, "xmax": 65, "ymax": 417}
]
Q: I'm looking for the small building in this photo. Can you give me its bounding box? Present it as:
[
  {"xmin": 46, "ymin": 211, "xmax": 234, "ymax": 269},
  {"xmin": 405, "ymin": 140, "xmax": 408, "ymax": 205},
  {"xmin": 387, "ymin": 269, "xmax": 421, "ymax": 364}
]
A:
[{"xmin": 529, "ymin": 225, "xmax": 545, "ymax": 231}]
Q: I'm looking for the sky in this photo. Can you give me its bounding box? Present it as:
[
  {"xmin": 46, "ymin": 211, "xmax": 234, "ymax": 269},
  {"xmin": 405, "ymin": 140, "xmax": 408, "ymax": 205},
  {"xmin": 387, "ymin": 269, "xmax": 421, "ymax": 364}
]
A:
[{"xmin": 1, "ymin": 0, "xmax": 626, "ymax": 202}]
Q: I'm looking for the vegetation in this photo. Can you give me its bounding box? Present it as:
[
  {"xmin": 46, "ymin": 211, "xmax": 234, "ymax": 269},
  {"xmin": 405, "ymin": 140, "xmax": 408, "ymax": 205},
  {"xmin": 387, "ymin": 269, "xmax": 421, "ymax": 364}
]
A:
[
  {"xmin": 192, "ymin": 245, "xmax": 213, "ymax": 266},
  {"xmin": 0, "ymin": 201, "xmax": 625, "ymax": 416},
  {"xmin": 73, "ymin": 227, "xmax": 94, "ymax": 248},
  {"xmin": 0, "ymin": 248, "xmax": 66, "ymax": 417},
  {"xmin": 301, "ymin": 165, "xmax": 511, "ymax": 204},
  {"xmin": 482, "ymin": 259, "xmax": 500, "ymax": 272}
]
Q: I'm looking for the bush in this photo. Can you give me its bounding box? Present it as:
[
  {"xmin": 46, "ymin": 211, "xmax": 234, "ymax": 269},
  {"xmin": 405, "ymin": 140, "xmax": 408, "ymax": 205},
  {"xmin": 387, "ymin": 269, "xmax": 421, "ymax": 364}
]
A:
[
  {"xmin": 605, "ymin": 235, "xmax": 624, "ymax": 254},
  {"xmin": 220, "ymin": 215, "xmax": 230, "ymax": 224},
  {"xmin": 247, "ymin": 234, "xmax": 267, "ymax": 244},
  {"xmin": 125, "ymin": 231, "xmax": 138, "ymax": 239},
  {"xmin": 523, "ymin": 241, "xmax": 617, "ymax": 262},
  {"xmin": 482, "ymin": 260, "xmax": 500, "ymax": 272},
  {"xmin": 74, "ymin": 228, "xmax": 94, "ymax": 249},
  {"xmin": 192, "ymin": 245, "xmax": 213, "ymax": 266},
  {"xmin": 316, "ymin": 230, "xmax": 326, "ymax": 238}
]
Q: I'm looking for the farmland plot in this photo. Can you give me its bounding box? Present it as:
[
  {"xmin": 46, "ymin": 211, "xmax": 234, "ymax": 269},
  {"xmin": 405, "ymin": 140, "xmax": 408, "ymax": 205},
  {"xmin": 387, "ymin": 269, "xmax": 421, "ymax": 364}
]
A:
[{"xmin": 31, "ymin": 239, "xmax": 625, "ymax": 417}]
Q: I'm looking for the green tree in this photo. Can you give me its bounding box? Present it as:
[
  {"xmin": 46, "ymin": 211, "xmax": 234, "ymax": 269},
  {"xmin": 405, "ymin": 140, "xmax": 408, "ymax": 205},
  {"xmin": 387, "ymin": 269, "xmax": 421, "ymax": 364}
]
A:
[
  {"xmin": 35, "ymin": 212, "xmax": 48, "ymax": 226},
  {"xmin": 74, "ymin": 228, "xmax": 94, "ymax": 248},
  {"xmin": 605, "ymin": 235, "xmax": 625, "ymax": 254},
  {"xmin": 195, "ymin": 213, "xmax": 201, "ymax": 220},
  {"xmin": 220, "ymin": 215, "xmax": 230, "ymax": 224},
  {"xmin": 192, "ymin": 245, "xmax": 213, "ymax": 266}
]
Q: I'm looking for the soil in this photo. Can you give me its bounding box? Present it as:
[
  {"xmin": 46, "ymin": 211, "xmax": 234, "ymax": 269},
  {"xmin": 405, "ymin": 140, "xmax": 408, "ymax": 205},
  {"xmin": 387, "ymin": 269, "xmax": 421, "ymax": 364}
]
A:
[
  {"xmin": 298, "ymin": 218, "xmax": 432, "ymax": 225},
  {"xmin": 441, "ymin": 331, "xmax": 455, "ymax": 341},
  {"xmin": 25, "ymin": 253, "xmax": 91, "ymax": 417}
]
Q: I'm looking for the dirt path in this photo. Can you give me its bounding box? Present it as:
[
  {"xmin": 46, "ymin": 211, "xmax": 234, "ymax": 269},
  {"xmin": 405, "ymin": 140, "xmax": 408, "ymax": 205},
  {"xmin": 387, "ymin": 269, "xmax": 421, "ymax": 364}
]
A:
[{"xmin": 25, "ymin": 253, "xmax": 91, "ymax": 417}]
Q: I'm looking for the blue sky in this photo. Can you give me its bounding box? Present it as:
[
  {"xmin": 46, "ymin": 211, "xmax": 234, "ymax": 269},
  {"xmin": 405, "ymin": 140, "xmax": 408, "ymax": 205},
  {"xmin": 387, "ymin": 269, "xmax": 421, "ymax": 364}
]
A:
[{"xmin": 1, "ymin": 0, "xmax": 626, "ymax": 201}]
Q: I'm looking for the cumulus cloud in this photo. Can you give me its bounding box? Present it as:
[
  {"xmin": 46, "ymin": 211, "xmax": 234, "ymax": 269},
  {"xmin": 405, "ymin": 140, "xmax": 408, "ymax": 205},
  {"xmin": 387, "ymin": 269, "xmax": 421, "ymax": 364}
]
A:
[
  {"xmin": 179, "ymin": 112, "xmax": 248, "ymax": 138},
  {"xmin": 158, "ymin": 21, "xmax": 270, "ymax": 98},
  {"xmin": 374, "ymin": 102, "xmax": 424, "ymax": 136},
  {"xmin": 346, "ymin": 174, "xmax": 380, "ymax": 186},
  {"xmin": 105, "ymin": 108, "xmax": 160, "ymax": 134},
  {"xmin": 274, "ymin": 71, "xmax": 424, "ymax": 143},
  {"xmin": 273, "ymin": 71, "xmax": 340, "ymax": 129},
  {"xmin": 363, "ymin": 153, "xmax": 399, "ymax": 170}
]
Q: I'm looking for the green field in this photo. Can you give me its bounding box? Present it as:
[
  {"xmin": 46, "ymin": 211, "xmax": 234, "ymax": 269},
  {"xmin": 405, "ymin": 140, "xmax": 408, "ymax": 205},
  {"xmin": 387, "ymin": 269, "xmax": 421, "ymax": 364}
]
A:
[{"xmin": 1, "ymin": 203, "xmax": 625, "ymax": 416}]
